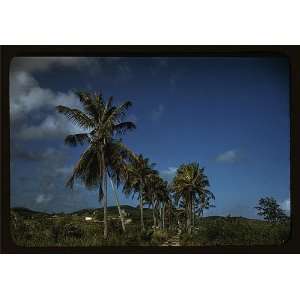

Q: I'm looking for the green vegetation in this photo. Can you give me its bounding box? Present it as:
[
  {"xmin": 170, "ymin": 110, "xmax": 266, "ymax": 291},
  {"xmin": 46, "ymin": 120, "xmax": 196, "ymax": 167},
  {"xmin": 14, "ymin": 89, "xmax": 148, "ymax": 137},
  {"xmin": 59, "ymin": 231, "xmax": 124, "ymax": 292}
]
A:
[
  {"xmin": 11, "ymin": 206, "xmax": 290, "ymax": 247},
  {"xmin": 10, "ymin": 91, "xmax": 290, "ymax": 247},
  {"xmin": 10, "ymin": 206, "xmax": 169, "ymax": 247},
  {"xmin": 180, "ymin": 216, "xmax": 290, "ymax": 246},
  {"xmin": 255, "ymin": 197, "xmax": 289, "ymax": 223}
]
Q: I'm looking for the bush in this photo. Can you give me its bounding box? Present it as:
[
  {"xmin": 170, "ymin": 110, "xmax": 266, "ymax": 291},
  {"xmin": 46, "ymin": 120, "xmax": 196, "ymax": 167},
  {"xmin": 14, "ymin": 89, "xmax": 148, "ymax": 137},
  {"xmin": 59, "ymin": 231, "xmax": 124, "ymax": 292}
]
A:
[
  {"xmin": 63, "ymin": 224, "xmax": 83, "ymax": 239},
  {"xmin": 151, "ymin": 229, "xmax": 168, "ymax": 245}
]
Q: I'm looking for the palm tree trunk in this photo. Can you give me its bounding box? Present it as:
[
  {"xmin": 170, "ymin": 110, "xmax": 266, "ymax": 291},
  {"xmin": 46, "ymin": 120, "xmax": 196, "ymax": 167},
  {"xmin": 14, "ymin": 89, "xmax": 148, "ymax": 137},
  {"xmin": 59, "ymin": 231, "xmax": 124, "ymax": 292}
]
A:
[
  {"xmin": 109, "ymin": 176, "xmax": 126, "ymax": 232},
  {"xmin": 152, "ymin": 199, "xmax": 157, "ymax": 228},
  {"xmin": 162, "ymin": 202, "xmax": 165, "ymax": 230},
  {"xmin": 104, "ymin": 172, "xmax": 108, "ymax": 239},
  {"xmin": 190, "ymin": 199, "xmax": 193, "ymax": 233},
  {"xmin": 101, "ymin": 153, "xmax": 108, "ymax": 240},
  {"xmin": 187, "ymin": 198, "xmax": 192, "ymax": 234},
  {"xmin": 159, "ymin": 203, "xmax": 162, "ymax": 229},
  {"xmin": 140, "ymin": 195, "xmax": 145, "ymax": 232},
  {"xmin": 169, "ymin": 206, "xmax": 171, "ymax": 230},
  {"xmin": 185, "ymin": 205, "xmax": 189, "ymax": 233},
  {"xmin": 192, "ymin": 201, "xmax": 195, "ymax": 227}
]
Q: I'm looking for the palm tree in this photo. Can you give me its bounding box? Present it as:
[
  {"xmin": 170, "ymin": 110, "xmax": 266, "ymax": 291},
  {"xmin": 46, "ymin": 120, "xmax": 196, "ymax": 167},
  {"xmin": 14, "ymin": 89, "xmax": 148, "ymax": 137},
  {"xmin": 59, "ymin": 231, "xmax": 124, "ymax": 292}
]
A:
[
  {"xmin": 123, "ymin": 154, "xmax": 157, "ymax": 232},
  {"xmin": 153, "ymin": 178, "xmax": 170, "ymax": 230},
  {"xmin": 143, "ymin": 174, "xmax": 160, "ymax": 229},
  {"xmin": 159, "ymin": 180, "xmax": 171, "ymax": 230},
  {"xmin": 56, "ymin": 91, "xmax": 136, "ymax": 239},
  {"xmin": 142, "ymin": 174, "xmax": 171, "ymax": 230},
  {"xmin": 170, "ymin": 162, "xmax": 214, "ymax": 234}
]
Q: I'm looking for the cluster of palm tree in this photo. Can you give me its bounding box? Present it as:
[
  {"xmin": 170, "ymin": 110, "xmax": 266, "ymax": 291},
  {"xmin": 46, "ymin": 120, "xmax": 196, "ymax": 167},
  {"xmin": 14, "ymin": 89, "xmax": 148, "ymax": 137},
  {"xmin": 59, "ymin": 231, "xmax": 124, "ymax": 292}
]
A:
[
  {"xmin": 171, "ymin": 163, "xmax": 215, "ymax": 233},
  {"xmin": 57, "ymin": 91, "xmax": 215, "ymax": 239}
]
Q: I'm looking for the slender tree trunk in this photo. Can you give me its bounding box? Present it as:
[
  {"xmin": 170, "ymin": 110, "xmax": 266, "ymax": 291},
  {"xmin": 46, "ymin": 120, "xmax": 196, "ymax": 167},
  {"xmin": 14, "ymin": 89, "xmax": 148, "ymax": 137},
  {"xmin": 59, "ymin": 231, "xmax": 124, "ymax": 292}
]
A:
[
  {"xmin": 186, "ymin": 205, "xmax": 189, "ymax": 233},
  {"xmin": 187, "ymin": 199, "xmax": 192, "ymax": 234},
  {"xmin": 152, "ymin": 199, "xmax": 157, "ymax": 228},
  {"xmin": 140, "ymin": 195, "xmax": 145, "ymax": 232},
  {"xmin": 159, "ymin": 203, "xmax": 162, "ymax": 229},
  {"xmin": 100, "ymin": 151, "xmax": 108, "ymax": 240},
  {"xmin": 190, "ymin": 198, "xmax": 193, "ymax": 233},
  {"xmin": 192, "ymin": 201, "xmax": 195, "ymax": 227},
  {"xmin": 109, "ymin": 176, "xmax": 126, "ymax": 232},
  {"xmin": 169, "ymin": 204, "xmax": 172, "ymax": 230},
  {"xmin": 103, "ymin": 171, "xmax": 108, "ymax": 239},
  {"xmin": 162, "ymin": 202, "xmax": 165, "ymax": 230}
]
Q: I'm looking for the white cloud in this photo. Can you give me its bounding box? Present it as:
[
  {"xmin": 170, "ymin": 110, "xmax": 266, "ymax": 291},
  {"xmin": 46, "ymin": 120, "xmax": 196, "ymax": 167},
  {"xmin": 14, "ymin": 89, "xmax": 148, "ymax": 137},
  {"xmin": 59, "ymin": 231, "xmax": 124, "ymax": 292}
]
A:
[
  {"xmin": 10, "ymin": 69, "xmax": 87, "ymax": 140},
  {"xmin": 216, "ymin": 149, "xmax": 240, "ymax": 163},
  {"xmin": 161, "ymin": 167, "xmax": 178, "ymax": 175},
  {"xmin": 151, "ymin": 104, "xmax": 164, "ymax": 122},
  {"xmin": 17, "ymin": 112, "xmax": 85, "ymax": 140},
  {"xmin": 35, "ymin": 193, "xmax": 52, "ymax": 204},
  {"xmin": 280, "ymin": 196, "xmax": 290, "ymax": 213},
  {"xmin": 10, "ymin": 57, "xmax": 95, "ymax": 73},
  {"xmin": 12, "ymin": 145, "xmax": 62, "ymax": 161},
  {"xmin": 10, "ymin": 57, "xmax": 134, "ymax": 141},
  {"xmin": 10, "ymin": 71, "xmax": 81, "ymax": 121}
]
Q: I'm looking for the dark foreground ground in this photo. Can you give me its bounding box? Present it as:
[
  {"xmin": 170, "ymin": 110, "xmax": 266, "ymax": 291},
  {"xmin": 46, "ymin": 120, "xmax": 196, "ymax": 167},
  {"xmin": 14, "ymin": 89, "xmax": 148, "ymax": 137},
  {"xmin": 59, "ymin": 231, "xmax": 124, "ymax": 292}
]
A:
[{"xmin": 10, "ymin": 206, "xmax": 290, "ymax": 247}]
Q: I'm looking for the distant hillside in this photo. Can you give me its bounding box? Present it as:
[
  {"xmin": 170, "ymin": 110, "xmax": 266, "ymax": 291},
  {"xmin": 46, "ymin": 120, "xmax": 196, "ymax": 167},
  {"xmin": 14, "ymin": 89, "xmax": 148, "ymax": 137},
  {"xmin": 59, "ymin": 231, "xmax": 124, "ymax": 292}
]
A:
[
  {"xmin": 11, "ymin": 206, "xmax": 261, "ymax": 222},
  {"xmin": 12, "ymin": 207, "xmax": 50, "ymax": 216},
  {"xmin": 11, "ymin": 205, "xmax": 154, "ymax": 220},
  {"xmin": 204, "ymin": 215, "xmax": 258, "ymax": 221}
]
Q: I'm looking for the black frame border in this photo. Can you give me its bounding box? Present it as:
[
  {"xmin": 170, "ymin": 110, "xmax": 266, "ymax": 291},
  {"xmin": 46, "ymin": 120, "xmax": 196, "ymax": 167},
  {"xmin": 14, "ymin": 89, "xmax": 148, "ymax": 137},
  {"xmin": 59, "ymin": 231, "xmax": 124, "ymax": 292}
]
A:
[{"xmin": 1, "ymin": 45, "xmax": 298, "ymax": 254}]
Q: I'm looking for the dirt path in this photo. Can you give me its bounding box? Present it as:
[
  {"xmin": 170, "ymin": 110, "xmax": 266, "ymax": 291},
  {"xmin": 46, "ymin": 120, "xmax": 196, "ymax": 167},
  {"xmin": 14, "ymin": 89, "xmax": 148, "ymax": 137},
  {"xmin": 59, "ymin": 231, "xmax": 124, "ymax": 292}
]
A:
[{"xmin": 161, "ymin": 229, "xmax": 181, "ymax": 247}]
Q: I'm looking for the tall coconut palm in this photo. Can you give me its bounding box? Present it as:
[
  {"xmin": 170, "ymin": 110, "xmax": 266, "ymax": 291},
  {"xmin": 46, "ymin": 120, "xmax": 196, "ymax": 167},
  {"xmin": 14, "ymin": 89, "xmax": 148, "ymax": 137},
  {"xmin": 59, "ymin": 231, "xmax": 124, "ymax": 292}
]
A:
[
  {"xmin": 56, "ymin": 91, "xmax": 136, "ymax": 239},
  {"xmin": 122, "ymin": 154, "xmax": 157, "ymax": 232},
  {"xmin": 159, "ymin": 180, "xmax": 171, "ymax": 230},
  {"xmin": 142, "ymin": 174, "xmax": 171, "ymax": 230},
  {"xmin": 170, "ymin": 162, "xmax": 214, "ymax": 234},
  {"xmin": 153, "ymin": 178, "xmax": 170, "ymax": 229},
  {"xmin": 143, "ymin": 174, "xmax": 161, "ymax": 229}
]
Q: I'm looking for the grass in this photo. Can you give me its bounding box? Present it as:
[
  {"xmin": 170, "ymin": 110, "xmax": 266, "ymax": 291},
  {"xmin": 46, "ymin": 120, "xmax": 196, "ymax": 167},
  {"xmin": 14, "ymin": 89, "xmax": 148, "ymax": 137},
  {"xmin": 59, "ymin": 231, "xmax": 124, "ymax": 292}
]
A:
[
  {"xmin": 10, "ymin": 206, "xmax": 162, "ymax": 247},
  {"xmin": 180, "ymin": 216, "xmax": 290, "ymax": 246},
  {"xmin": 10, "ymin": 207, "xmax": 290, "ymax": 247}
]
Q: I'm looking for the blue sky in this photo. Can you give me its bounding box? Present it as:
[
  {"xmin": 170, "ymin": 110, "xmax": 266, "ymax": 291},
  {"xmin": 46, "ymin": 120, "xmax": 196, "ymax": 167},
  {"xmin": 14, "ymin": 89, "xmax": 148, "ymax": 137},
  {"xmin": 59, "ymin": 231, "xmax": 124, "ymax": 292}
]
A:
[{"xmin": 10, "ymin": 56, "xmax": 290, "ymax": 218}]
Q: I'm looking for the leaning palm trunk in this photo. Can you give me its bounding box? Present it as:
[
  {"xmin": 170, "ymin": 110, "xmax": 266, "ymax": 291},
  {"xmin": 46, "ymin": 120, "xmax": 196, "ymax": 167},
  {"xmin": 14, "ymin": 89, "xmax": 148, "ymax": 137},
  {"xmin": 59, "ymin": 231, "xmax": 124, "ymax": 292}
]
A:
[
  {"xmin": 109, "ymin": 176, "xmax": 126, "ymax": 232},
  {"xmin": 104, "ymin": 173, "xmax": 108, "ymax": 239},
  {"xmin": 102, "ymin": 155, "xmax": 108, "ymax": 239}
]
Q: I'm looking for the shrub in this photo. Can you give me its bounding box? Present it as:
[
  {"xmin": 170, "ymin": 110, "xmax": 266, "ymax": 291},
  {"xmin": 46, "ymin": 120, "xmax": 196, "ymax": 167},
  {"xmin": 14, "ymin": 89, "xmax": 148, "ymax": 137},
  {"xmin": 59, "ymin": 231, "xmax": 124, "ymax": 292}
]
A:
[{"xmin": 151, "ymin": 229, "xmax": 168, "ymax": 245}]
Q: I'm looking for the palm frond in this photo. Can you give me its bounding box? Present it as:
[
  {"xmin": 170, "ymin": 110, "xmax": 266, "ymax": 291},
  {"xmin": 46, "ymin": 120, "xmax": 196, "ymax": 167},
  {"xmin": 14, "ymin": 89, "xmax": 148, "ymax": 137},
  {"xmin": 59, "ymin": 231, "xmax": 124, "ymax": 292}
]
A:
[
  {"xmin": 75, "ymin": 92, "xmax": 101, "ymax": 121},
  {"xmin": 66, "ymin": 146, "xmax": 101, "ymax": 189},
  {"xmin": 113, "ymin": 121, "xmax": 136, "ymax": 135},
  {"xmin": 64, "ymin": 133, "xmax": 90, "ymax": 147},
  {"xmin": 56, "ymin": 105, "xmax": 95, "ymax": 129},
  {"xmin": 105, "ymin": 101, "xmax": 133, "ymax": 124}
]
